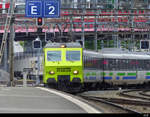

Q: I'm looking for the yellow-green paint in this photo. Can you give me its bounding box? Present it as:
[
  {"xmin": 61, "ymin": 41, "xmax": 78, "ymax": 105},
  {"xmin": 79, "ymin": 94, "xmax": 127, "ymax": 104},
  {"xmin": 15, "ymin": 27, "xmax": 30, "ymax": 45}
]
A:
[{"xmin": 43, "ymin": 47, "xmax": 83, "ymax": 83}]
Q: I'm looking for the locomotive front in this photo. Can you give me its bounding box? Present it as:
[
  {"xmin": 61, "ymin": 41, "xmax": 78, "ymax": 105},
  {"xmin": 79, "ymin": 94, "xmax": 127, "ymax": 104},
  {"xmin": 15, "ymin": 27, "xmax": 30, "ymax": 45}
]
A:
[{"xmin": 43, "ymin": 43, "xmax": 83, "ymax": 91}]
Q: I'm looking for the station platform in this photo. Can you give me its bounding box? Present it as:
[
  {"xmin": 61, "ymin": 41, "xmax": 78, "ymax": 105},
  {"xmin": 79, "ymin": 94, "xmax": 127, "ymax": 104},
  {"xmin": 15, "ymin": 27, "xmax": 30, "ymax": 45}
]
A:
[{"xmin": 0, "ymin": 87, "xmax": 100, "ymax": 113}]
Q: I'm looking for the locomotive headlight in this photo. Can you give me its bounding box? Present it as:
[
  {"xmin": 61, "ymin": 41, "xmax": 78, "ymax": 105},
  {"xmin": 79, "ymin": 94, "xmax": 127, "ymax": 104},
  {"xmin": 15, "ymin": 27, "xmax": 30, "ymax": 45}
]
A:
[
  {"xmin": 61, "ymin": 44, "xmax": 66, "ymax": 48},
  {"xmin": 73, "ymin": 70, "xmax": 79, "ymax": 75},
  {"xmin": 49, "ymin": 71, "xmax": 55, "ymax": 75}
]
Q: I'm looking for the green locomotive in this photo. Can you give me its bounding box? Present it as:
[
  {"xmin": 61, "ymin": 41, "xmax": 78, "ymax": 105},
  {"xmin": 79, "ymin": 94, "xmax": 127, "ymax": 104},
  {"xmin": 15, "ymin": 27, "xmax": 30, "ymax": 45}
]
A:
[{"xmin": 43, "ymin": 42, "xmax": 83, "ymax": 91}]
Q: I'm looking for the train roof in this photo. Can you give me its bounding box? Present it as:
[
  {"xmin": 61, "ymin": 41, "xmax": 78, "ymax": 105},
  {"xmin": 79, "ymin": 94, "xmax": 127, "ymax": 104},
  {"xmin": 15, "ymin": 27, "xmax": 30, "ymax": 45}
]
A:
[
  {"xmin": 84, "ymin": 48, "xmax": 150, "ymax": 60},
  {"xmin": 44, "ymin": 42, "xmax": 82, "ymax": 48}
]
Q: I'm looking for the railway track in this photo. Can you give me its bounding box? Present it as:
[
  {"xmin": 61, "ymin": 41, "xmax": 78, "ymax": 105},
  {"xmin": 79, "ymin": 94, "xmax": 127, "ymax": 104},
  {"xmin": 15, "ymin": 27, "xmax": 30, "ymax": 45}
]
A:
[
  {"xmin": 78, "ymin": 89, "xmax": 150, "ymax": 113},
  {"xmin": 139, "ymin": 90, "xmax": 150, "ymax": 98},
  {"xmin": 118, "ymin": 89, "xmax": 150, "ymax": 101},
  {"xmin": 78, "ymin": 94, "xmax": 141, "ymax": 113}
]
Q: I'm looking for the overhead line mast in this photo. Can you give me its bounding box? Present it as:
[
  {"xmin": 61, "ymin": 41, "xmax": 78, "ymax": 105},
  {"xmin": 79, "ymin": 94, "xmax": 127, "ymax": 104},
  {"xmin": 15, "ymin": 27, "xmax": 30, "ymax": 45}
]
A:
[
  {"xmin": 0, "ymin": 0, "xmax": 15, "ymax": 86},
  {"xmin": 0, "ymin": 0, "xmax": 15, "ymax": 64},
  {"xmin": 9, "ymin": 0, "xmax": 15, "ymax": 87}
]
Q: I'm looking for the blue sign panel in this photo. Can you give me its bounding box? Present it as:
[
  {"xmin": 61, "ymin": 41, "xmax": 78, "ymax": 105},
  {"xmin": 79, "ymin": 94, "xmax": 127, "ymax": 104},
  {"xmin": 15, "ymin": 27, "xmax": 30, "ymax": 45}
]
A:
[
  {"xmin": 25, "ymin": 0, "xmax": 60, "ymax": 18},
  {"xmin": 25, "ymin": 0, "xmax": 42, "ymax": 17},
  {"xmin": 44, "ymin": 0, "xmax": 60, "ymax": 18}
]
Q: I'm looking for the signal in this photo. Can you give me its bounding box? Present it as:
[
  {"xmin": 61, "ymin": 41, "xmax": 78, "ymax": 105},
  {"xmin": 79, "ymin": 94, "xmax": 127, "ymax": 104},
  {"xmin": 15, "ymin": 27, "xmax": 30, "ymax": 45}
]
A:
[
  {"xmin": 32, "ymin": 37, "xmax": 42, "ymax": 49},
  {"xmin": 140, "ymin": 40, "xmax": 149, "ymax": 49},
  {"xmin": 36, "ymin": 17, "xmax": 44, "ymax": 26}
]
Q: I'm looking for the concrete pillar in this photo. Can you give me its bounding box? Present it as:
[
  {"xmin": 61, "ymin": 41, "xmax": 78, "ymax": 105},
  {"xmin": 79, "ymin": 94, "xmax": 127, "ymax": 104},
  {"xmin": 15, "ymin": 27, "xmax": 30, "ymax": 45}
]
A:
[{"xmin": 23, "ymin": 72, "xmax": 27, "ymax": 87}]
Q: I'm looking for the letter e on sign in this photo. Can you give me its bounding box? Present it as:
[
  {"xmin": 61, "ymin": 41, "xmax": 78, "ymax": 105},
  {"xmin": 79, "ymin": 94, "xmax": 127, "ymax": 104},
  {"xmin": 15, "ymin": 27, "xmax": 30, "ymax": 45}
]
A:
[
  {"xmin": 25, "ymin": 0, "xmax": 42, "ymax": 18},
  {"xmin": 31, "ymin": 6, "xmax": 38, "ymax": 14}
]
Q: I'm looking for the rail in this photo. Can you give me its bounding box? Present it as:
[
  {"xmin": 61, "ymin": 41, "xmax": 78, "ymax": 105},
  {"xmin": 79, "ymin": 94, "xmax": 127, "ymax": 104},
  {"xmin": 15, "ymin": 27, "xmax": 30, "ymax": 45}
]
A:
[
  {"xmin": 78, "ymin": 94, "xmax": 141, "ymax": 114},
  {"xmin": 118, "ymin": 89, "xmax": 150, "ymax": 101},
  {"xmin": 139, "ymin": 90, "xmax": 150, "ymax": 97}
]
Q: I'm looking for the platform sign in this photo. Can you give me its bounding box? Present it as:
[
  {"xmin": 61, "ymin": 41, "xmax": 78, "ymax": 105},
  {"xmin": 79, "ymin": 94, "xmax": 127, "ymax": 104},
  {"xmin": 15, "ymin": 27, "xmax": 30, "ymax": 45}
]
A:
[
  {"xmin": 44, "ymin": 0, "xmax": 60, "ymax": 18},
  {"xmin": 25, "ymin": 0, "xmax": 43, "ymax": 17},
  {"xmin": 25, "ymin": 0, "xmax": 60, "ymax": 18}
]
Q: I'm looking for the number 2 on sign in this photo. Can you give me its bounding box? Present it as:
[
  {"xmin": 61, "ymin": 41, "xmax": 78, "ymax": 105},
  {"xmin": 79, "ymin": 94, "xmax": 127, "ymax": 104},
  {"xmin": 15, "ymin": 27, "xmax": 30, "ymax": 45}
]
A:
[{"xmin": 49, "ymin": 6, "xmax": 55, "ymax": 14}]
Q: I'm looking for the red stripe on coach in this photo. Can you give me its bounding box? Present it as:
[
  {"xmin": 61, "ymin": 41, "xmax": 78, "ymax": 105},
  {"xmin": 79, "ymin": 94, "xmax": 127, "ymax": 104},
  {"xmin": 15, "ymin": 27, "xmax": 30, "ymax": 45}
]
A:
[{"xmin": 0, "ymin": 4, "xmax": 2, "ymax": 9}]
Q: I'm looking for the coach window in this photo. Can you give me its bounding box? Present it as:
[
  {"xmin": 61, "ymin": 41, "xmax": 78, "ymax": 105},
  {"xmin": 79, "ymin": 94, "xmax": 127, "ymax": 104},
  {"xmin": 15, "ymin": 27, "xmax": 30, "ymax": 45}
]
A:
[
  {"xmin": 115, "ymin": 59, "xmax": 118, "ymax": 70},
  {"xmin": 128, "ymin": 59, "xmax": 132, "ymax": 70},
  {"xmin": 92, "ymin": 58, "xmax": 96, "ymax": 69},
  {"xmin": 138, "ymin": 60, "xmax": 143, "ymax": 71},
  {"xmin": 145, "ymin": 60, "xmax": 150, "ymax": 70},
  {"xmin": 83, "ymin": 56, "xmax": 85, "ymax": 67},
  {"xmin": 118, "ymin": 59, "xmax": 122, "ymax": 70},
  {"xmin": 89, "ymin": 57, "xmax": 92, "ymax": 68},
  {"xmin": 90, "ymin": 57, "xmax": 93, "ymax": 69},
  {"xmin": 90, "ymin": 57, "xmax": 93, "ymax": 68},
  {"xmin": 144, "ymin": 60, "xmax": 150, "ymax": 70},
  {"xmin": 95, "ymin": 58, "xmax": 98, "ymax": 69},
  {"xmin": 97, "ymin": 58, "xmax": 101, "ymax": 69},
  {"xmin": 103, "ymin": 59, "xmax": 109, "ymax": 70},
  {"xmin": 86, "ymin": 57, "xmax": 91, "ymax": 69},
  {"xmin": 93, "ymin": 58, "xmax": 98, "ymax": 69},
  {"xmin": 84, "ymin": 56, "xmax": 88, "ymax": 68},
  {"xmin": 96, "ymin": 58, "xmax": 99, "ymax": 69},
  {"xmin": 137, "ymin": 60, "xmax": 141, "ymax": 70},
  {"xmin": 84, "ymin": 56, "xmax": 87, "ymax": 67},
  {"xmin": 136, "ymin": 60, "xmax": 140, "ymax": 70},
  {"xmin": 142, "ymin": 60, "xmax": 146, "ymax": 70},
  {"xmin": 86, "ymin": 56, "xmax": 89, "ymax": 68},
  {"xmin": 108, "ymin": 59, "xmax": 113, "ymax": 70},
  {"xmin": 143, "ymin": 60, "xmax": 146, "ymax": 70},
  {"xmin": 125, "ymin": 59, "xmax": 129, "ymax": 70},
  {"xmin": 88, "ymin": 57, "xmax": 91, "ymax": 68},
  {"xmin": 142, "ymin": 60, "xmax": 145, "ymax": 70},
  {"xmin": 135, "ymin": 60, "xmax": 139, "ymax": 70},
  {"xmin": 135, "ymin": 60, "xmax": 138, "ymax": 70},
  {"xmin": 127, "ymin": 59, "xmax": 132, "ymax": 70},
  {"xmin": 108, "ymin": 59, "xmax": 112, "ymax": 70},
  {"xmin": 130, "ymin": 60, "xmax": 135, "ymax": 70},
  {"xmin": 112, "ymin": 59, "xmax": 116, "ymax": 70},
  {"xmin": 148, "ymin": 60, "xmax": 150, "ymax": 70},
  {"xmin": 99, "ymin": 59, "xmax": 103, "ymax": 70},
  {"xmin": 92, "ymin": 57, "xmax": 95, "ymax": 69},
  {"xmin": 121, "ymin": 59, "xmax": 125, "ymax": 70},
  {"xmin": 121, "ymin": 59, "xmax": 126, "ymax": 70}
]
